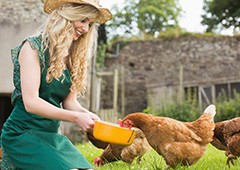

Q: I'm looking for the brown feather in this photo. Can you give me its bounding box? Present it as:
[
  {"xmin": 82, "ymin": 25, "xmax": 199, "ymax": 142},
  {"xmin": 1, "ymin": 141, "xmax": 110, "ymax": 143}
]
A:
[{"xmin": 211, "ymin": 117, "xmax": 240, "ymax": 166}]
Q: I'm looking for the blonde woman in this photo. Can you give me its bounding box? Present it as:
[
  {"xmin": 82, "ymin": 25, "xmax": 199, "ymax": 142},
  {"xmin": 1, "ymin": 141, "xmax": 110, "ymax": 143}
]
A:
[{"xmin": 1, "ymin": 0, "xmax": 112, "ymax": 169}]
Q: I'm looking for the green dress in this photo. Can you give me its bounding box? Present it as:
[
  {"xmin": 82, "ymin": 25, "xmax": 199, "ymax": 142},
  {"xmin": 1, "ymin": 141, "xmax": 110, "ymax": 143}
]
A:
[{"xmin": 1, "ymin": 35, "xmax": 93, "ymax": 170}]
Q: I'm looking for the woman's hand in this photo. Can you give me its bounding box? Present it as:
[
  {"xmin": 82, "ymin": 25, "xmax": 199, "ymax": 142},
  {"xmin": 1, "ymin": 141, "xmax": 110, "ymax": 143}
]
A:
[
  {"xmin": 74, "ymin": 112, "xmax": 100, "ymax": 132},
  {"xmin": 88, "ymin": 111, "xmax": 101, "ymax": 122}
]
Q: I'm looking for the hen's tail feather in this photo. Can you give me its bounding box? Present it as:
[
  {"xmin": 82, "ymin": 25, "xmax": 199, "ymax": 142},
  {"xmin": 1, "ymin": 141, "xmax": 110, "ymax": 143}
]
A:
[{"xmin": 203, "ymin": 104, "xmax": 216, "ymax": 118}]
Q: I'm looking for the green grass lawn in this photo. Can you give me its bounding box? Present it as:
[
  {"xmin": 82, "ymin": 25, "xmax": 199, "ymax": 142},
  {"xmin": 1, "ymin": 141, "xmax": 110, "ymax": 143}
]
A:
[{"xmin": 76, "ymin": 143, "xmax": 240, "ymax": 170}]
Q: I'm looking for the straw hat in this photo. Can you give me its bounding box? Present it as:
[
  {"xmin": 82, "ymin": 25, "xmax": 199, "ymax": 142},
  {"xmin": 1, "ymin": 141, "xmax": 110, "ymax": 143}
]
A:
[{"xmin": 44, "ymin": 0, "xmax": 112, "ymax": 24}]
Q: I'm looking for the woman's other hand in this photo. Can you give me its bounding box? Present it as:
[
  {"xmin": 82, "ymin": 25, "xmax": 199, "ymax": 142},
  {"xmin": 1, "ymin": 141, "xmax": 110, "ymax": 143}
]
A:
[{"xmin": 74, "ymin": 112, "xmax": 99, "ymax": 132}]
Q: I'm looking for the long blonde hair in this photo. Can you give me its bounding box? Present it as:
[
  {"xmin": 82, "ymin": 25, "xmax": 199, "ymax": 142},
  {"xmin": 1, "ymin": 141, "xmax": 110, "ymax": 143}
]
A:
[{"xmin": 41, "ymin": 3, "xmax": 99, "ymax": 96}]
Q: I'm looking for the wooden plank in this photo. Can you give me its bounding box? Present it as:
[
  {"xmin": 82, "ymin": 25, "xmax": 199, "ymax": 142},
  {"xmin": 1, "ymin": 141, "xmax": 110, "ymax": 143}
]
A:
[
  {"xmin": 96, "ymin": 72, "xmax": 113, "ymax": 76},
  {"xmin": 98, "ymin": 109, "xmax": 118, "ymax": 123}
]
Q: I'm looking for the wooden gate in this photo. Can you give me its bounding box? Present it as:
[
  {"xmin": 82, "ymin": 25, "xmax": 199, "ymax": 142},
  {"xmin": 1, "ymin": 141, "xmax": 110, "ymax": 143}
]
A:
[{"xmin": 91, "ymin": 69, "xmax": 119, "ymax": 123}]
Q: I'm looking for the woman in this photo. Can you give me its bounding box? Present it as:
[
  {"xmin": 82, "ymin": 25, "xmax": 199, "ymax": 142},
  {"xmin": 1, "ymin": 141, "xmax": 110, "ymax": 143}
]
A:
[{"xmin": 1, "ymin": 0, "xmax": 112, "ymax": 169}]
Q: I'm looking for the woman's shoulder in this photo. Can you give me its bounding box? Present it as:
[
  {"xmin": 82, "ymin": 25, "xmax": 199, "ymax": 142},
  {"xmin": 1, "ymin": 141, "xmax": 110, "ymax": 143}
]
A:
[
  {"xmin": 11, "ymin": 34, "xmax": 42, "ymax": 53},
  {"xmin": 25, "ymin": 34, "xmax": 43, "ymax": 51},
  {"xmin": 11, "ymin": 34, "xmax": 46, "ymax": 67}
]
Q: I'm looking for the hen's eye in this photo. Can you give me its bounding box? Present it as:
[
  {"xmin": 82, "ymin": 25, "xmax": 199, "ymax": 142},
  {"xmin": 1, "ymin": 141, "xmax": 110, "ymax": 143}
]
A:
[
  {"xmin": 80, "ymin": 18, "xmax": 87, "ymax": 23},
  {"xmin": 89, "ymin": 22, "xmax": 93, "ymax": 27}
]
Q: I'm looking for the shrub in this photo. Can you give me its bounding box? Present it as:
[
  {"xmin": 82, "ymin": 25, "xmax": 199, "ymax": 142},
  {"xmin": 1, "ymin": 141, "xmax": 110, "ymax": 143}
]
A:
[
  {"xmin": 144, "ymin": 91, "xmax": 240, "ymax": 122},
  {"xmin": 215, "ymin": 91, "xmax": 240, "ymax": 122},
  {"xmin": 144, "ymin": 100, "xmax": 201, "ymax": 122}
]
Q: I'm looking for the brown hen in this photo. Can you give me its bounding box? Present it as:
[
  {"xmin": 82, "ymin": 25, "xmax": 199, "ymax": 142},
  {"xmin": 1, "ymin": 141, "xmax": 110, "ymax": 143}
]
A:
[
  {"xmin": 94, "ymin": 128, "xmax": 151, "ymax": 166},
  {"xmin": 211, "ymin": 117, "xmax": 240, "ymax": 167},
  {"xmin": 87, "ymin": 130, "xmax": 109, "ymax": 149},
  {"xmin": 119, "ymin": 104, "xmax": 216, "ymax": 168}
]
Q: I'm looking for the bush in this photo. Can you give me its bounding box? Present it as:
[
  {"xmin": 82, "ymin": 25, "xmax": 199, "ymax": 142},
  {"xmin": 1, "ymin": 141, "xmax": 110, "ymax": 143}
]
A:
[
  {"xmin": 144, "ymin": 100, "xmax": 201, "ymax": 122},
  {"xmin": 144, "ymin": 91, "xmax": 240, "ymax": 122},
  {"xmin": 215, "ymin": 91, "xmax": 240, "ymax": 122}
]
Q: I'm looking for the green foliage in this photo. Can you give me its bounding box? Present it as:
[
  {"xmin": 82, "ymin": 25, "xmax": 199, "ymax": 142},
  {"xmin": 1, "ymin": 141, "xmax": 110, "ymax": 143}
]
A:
[
  {"xmin": 96, "ymin": 42, "xmax": 107, "ymax": 70},
  {"xmin": 144, "ymin": 86, "xmax": 201, "ymax": 122},
  {"xmin": 144, "ymin": 86, "xmax": 240, "ymax": 122},
  {"xmin": 157, "ymin": 26, "xmax": 185, "ymax": 38},
  {"xmin": 137, "ymin": 0, "xmax": 181, "ymax": 35},
  {"xmin": 108, "ymin": 0, "xmax": 181, "ymax": 39},
  {"xmin": 215, "ymin": 91, "xmax": 240, "ymax": 122},
  {"xmin": 144, "ymin": 90, "xmax": 240, "ymax": 122},
  {"xmin": 144, "ymin": 100, "xmax": 201, "ymax": 122},
  {"xmin": 201, "ymin": 0, "xmax": 240, "ymax": 32}
]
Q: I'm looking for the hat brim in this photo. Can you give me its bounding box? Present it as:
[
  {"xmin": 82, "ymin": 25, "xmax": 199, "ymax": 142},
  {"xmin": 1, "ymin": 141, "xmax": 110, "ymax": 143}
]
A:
[{"xmin": 44, "ymin": 0, "xmax": 112, "ymax": 24}]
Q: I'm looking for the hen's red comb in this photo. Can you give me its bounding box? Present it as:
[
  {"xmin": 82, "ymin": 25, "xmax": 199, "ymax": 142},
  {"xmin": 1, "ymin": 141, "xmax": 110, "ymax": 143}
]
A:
[
  {"xmin": 94, "ymin": 157, "xmax": 100, "ymax": 166},
  {"xmin": 118, "ymin": 119, "xmax": 123, "ymax": 127}
]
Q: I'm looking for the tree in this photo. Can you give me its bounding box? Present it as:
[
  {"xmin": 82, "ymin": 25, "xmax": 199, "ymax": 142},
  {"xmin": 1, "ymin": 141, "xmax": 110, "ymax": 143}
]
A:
[
  {"xmin": 96, "ymin": 24, "xmax": 108, "ymax": 70},
  {"xmin": 108, "ymin": 0, "xmax": 181, "ymax": 38},
  {"xmin": 201, "ymin": 0, "xmax": 240, "ymax": 33},
  {"xmin": 98, "ymin": 24, "xmax": 107, "ymax": 44}
]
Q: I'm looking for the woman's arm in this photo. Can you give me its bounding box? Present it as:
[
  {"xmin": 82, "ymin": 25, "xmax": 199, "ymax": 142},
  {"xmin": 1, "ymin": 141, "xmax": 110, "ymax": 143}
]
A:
[
  {"xmin": 62, "ymin": 92, "xmax": 101, "ymax": 122},
  {"xmin": 18, "ymin": 41, "xmax": 95, "ymax": 131},
  {"xmin": 62, "ymin": 92, "xmax": 89, "ymax": 113}
]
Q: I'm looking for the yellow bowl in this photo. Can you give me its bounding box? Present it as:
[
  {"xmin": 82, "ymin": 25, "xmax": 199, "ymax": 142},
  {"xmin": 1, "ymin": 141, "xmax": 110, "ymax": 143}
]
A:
[{"xmin": 93, "ymin": 121, "xmax": 136, "ymax": 146}]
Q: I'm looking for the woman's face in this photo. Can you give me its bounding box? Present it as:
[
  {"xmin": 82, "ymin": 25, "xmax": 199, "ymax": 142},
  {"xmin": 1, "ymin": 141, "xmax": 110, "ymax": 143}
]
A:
[{"xmin": 73, "ymin": 17, "xmax": 94, "ymax": 41}]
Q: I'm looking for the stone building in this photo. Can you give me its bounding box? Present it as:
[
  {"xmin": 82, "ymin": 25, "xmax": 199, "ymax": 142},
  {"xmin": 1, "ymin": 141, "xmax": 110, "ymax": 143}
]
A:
[
  {"xmin": 0, "ymin": 0, "xmax": 46, "ymax": 129},
  {"xmin": 104, "ymin": 35, "xmax": 240, "ymax": 114}
]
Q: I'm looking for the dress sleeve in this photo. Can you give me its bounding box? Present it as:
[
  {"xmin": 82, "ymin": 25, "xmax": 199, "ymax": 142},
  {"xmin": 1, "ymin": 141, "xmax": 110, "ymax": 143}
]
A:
[
  {"xmin": 11, "ymin": 35, "xmax": 45, "ymax": 105},
  {"xmin": 11, "ymin": 35, "xmax": 45, "ymax": 70},
  {"xmin": 25, "ymin": 36, "xmax": 45, "ymax": 69}
]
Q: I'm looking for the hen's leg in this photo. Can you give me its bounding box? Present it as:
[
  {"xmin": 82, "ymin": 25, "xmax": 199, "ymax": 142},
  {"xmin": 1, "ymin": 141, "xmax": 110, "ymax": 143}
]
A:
[
  {"xmin": 136, "ymin": 156, "xmax": 142, "ymax": 164},
  {"xmin": 226, "ymin": 136, "xmax": 240, "ymax": 167},
  {"xmin": 226, "ymin": 154, "xmax": 237, "ymax": 167}
]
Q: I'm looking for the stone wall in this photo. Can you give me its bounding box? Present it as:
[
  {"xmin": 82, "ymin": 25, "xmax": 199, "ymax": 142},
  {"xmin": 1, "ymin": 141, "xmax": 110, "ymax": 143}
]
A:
[
  {"xmin": 0, "ymin": 0, "xmax": 45, "ymax": 24},
  {"xmin": 105, "ymin": 35, "xmax": 240, "ymax": 114},
  {"xmin": 0, "ymin": 0, "xmax": 45, "ymax": 93}
]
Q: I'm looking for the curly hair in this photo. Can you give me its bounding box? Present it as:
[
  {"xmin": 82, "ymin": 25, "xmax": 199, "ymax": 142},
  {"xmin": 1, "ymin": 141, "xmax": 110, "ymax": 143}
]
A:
[{"xmin": 41, "ymin": 3, "xmax": 99, "ymax": 96}]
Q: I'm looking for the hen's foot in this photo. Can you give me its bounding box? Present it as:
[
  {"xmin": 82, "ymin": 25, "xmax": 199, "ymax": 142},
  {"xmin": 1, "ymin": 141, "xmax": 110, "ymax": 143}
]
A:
[
  {"xmin": 137, "ymin": 156, "xmax": 143, "ymax": 164},
  {"xmin": 227, "ymin": 154, "xmax": 237, "ymax": 167},
  {"xmin": 164, "ymin": 165, "xmax": 171, "ymax": 170}
]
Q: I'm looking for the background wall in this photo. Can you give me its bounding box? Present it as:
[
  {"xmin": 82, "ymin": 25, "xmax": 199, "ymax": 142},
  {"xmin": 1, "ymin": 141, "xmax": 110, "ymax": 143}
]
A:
[
  {"xmin": 104, "ymin": 35, "xmax": 240, "ymax": 114},
  {"xmin": 0, "ymin": 0, "xmax": 45, "ymax": 93}
]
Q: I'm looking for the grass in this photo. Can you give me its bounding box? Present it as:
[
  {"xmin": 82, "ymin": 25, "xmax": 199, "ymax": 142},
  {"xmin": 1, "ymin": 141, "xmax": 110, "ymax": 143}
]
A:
[{"xmin": 76, "ymin": 143, "xmax": 240, "ymax": 170}]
